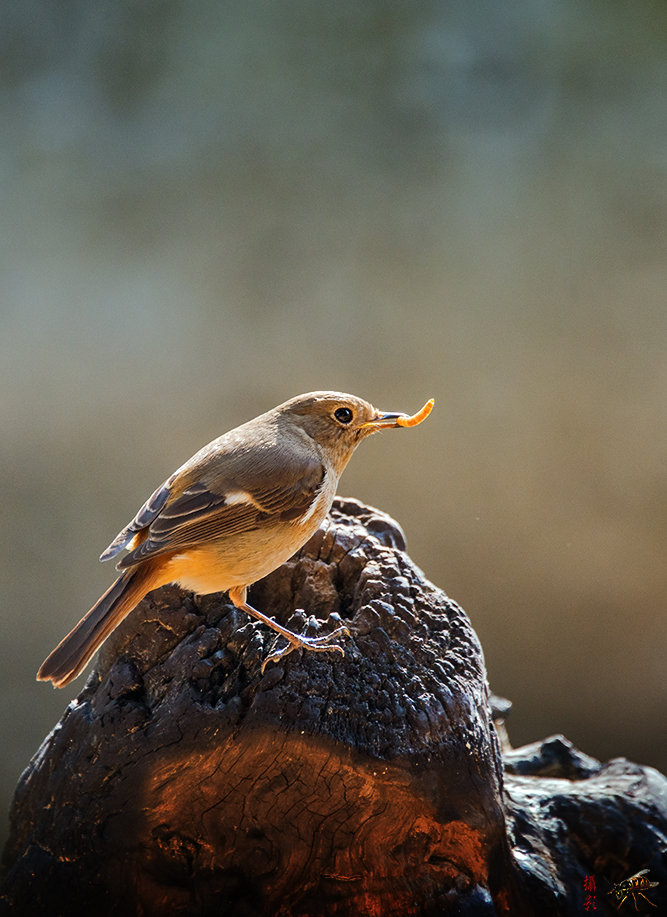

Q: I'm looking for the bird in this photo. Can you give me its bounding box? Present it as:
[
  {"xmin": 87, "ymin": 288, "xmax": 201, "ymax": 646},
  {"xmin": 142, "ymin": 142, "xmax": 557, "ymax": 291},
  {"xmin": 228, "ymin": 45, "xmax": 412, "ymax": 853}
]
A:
[{"xmin": 37, "ymin": 391, "xmax": 434, "ymax": 688}]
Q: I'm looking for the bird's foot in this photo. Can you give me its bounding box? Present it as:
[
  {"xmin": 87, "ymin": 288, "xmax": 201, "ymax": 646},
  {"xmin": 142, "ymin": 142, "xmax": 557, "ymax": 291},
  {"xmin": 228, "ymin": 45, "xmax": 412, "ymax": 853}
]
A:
[{"xmin": 261, "ymin": 624, "xmax": 351, "ymax": 674}]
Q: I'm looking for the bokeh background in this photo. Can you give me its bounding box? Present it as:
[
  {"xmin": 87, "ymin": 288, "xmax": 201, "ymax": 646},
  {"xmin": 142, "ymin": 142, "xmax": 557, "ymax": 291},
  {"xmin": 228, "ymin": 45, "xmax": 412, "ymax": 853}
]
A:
[{"xmin": 2, "ymin": 1, "xmax": 666, "ymax": 849}]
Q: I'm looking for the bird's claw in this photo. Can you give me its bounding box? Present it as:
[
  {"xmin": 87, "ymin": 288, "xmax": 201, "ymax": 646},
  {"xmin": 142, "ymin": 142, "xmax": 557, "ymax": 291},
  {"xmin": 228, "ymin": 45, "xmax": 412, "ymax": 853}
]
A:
[{"xmin": 261, "ymin": 625, "xmax": 351, "ymax": 674}]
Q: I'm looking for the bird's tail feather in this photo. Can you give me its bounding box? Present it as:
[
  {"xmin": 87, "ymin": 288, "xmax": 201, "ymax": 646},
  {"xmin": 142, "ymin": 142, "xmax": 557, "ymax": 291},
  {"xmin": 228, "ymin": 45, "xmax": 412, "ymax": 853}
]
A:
[{"xmin": 37, "ymin": 565, "xmax": 157, "ymax": 689}]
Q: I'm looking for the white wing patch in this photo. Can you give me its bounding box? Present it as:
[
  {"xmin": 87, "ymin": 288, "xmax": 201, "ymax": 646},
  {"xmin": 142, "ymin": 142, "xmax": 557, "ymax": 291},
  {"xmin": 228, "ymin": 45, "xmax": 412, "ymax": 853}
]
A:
[{"xmin": 224, "ymin": 489, "xmax": 256, "ymax": 507}]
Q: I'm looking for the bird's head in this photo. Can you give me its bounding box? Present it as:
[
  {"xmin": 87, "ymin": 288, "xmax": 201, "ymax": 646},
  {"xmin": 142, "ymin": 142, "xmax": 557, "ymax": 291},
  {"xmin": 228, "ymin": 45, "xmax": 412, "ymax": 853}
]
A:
[{"xmin": 276, "ymin": 391, "xmax": 434, "ymax": 474}]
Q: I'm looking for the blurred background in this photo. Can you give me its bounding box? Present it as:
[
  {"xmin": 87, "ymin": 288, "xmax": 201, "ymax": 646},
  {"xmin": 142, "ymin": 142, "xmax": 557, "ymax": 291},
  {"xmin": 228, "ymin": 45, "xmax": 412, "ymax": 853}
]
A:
[{"xmin": 1, "ymin": 1, "xmax": 666, "ymax": 849}]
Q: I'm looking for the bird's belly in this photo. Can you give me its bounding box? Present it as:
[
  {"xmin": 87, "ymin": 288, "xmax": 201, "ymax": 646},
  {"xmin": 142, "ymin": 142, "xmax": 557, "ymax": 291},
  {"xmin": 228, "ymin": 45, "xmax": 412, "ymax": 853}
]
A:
[{"xmin": 164, "ymin": 517, "xmax": 327, "ymax": 596}]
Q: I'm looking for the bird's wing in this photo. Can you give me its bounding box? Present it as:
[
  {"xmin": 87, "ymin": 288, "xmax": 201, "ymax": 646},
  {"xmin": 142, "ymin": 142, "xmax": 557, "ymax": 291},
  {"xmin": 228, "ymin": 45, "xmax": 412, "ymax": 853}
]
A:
[
  {"xmin": 107, "ymin": 445, "xmax": 325, "ymax": 569},
  {"xmin": 99, "ymin": 473, "xmax": 177, "ymax": 562}
]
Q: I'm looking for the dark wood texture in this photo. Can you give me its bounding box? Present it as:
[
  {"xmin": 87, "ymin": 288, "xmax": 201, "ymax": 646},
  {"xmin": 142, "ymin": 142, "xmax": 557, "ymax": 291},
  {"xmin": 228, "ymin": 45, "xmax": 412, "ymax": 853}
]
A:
[{"xmin": 2, "ymin": 499, "xmax": 665, "ymax": 916}]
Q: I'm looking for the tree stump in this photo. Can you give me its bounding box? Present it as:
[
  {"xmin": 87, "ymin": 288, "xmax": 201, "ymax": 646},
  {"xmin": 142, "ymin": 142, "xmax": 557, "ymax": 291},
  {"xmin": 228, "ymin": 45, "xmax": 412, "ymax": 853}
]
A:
[{"xmin": 2, "ymin": 498, "xmax": 665, "ymax": 916}]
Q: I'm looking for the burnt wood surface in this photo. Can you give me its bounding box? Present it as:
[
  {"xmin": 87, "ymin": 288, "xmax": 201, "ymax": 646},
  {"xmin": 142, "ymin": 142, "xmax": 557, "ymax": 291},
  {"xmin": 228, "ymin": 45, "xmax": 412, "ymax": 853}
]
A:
[{"xmin": 2, "ymin": 498, "xmax": 665, "ymax": 916}]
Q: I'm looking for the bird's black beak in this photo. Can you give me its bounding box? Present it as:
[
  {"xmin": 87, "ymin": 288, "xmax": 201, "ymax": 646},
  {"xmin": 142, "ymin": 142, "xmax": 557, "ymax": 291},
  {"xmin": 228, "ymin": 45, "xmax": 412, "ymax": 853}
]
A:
[{"xmin": 361, "ymin": 411, "xmax": 407, "ymax": 431}]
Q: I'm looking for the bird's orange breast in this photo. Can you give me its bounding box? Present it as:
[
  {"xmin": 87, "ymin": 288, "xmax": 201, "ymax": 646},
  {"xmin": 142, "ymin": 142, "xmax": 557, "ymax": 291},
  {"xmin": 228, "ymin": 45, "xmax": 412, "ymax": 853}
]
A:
[{"xmin": 161, "ymin": 517, "xmax": 326, "ymax": 596}]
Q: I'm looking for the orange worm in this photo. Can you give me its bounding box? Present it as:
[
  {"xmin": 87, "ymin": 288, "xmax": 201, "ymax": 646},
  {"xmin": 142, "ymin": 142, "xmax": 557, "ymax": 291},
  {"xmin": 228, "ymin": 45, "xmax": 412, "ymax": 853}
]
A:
[{"xmin": 396, "ymin": 398, "xmax": 435, "ymax": 427}]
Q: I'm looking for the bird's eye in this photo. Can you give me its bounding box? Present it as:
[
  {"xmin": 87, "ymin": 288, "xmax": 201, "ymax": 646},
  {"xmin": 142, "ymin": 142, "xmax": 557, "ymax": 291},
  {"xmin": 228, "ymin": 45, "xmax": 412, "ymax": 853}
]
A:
[{"xmin": 334, "ymin": 406, "xmax": 354, "ymax": 425}]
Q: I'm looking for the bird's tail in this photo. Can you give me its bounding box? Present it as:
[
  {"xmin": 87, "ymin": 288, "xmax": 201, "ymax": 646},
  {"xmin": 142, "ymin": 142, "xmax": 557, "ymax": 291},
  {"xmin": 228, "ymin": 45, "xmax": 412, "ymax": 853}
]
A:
[{"xmin": 37, "ymin": 565, "xmax": 159, "ymax": 689}]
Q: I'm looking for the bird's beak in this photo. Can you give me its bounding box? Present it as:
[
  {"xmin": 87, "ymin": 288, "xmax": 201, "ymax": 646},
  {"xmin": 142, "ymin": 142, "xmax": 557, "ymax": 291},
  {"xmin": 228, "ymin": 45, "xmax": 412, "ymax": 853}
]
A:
[
  {"xmin": 361, "ymin": 399, "xmax": 435, "ymax": 432},
  {"xmin": 361, "ymin": 411, "xmax": 406, "ymax": 431}
]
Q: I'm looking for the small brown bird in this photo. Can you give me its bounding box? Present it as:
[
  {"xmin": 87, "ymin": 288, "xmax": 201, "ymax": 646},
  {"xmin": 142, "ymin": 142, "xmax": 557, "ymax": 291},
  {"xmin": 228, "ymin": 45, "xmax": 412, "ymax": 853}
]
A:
[{"xmin": 37, "ymin": 391, "xmax": 434, "ymax": 688}]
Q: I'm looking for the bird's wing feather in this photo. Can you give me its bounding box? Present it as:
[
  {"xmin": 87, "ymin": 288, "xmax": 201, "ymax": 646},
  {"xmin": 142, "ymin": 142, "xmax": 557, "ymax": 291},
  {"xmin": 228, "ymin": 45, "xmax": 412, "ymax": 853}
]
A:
[
  {"xmin": 100, "ymin": 473, "xmax": 177, "ymax": 562},
  {"xmin": 114, "ymin": 444, "xmax": 325, "ymax": 569}
]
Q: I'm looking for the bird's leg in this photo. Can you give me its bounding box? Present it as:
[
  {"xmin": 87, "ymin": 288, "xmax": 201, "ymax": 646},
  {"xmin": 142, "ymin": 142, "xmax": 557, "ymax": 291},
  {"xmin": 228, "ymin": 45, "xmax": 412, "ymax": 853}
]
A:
[{"xmin": 227, "ymin": 586, "xmax": 350, "ymax": 673}]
